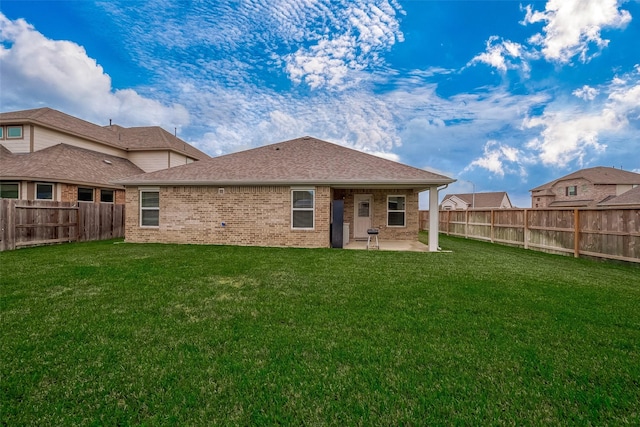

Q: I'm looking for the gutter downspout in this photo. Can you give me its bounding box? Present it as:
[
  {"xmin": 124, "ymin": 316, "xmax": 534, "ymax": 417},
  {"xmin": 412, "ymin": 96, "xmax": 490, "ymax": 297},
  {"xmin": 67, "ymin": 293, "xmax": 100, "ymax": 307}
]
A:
[{"xmin": 428, "ymin": 183, "xmax": 449, "ymax": 252}]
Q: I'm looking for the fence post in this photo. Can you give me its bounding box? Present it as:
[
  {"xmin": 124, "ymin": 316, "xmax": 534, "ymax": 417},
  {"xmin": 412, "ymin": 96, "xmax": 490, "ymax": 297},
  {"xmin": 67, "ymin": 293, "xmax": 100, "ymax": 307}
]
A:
[
  {"xmin": 574, "ymin": 208, "xmax": 580, "ymax": 258},
  {"xmin": 524, "ymin": 209, "xmax": 529, "ymax": 250},
  {"xmin": 0, "ymin": 199, "xmax": 17, "ymax": 251},
  {"xmin": 491, "ymin": 209, "xmax": 495, "ymax": 243},
  {"xmin": 465, "ymin": 209, "xmax": 469, "ymax": 238}
]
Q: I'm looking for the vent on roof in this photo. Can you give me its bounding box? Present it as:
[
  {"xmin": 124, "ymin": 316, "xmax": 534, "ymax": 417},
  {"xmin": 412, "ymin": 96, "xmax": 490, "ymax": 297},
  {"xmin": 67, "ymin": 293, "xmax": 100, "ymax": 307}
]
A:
[{"xmin": 103, "ymin": 159, "xmax": 112, "ymax": 165}]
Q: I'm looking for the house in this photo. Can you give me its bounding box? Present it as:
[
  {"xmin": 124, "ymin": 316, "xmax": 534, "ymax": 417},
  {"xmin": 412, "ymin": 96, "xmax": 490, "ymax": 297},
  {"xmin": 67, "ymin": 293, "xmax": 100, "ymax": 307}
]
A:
[
  {"xmin": 440, "ymin": 191, "xmax": 512, "ymax": 210},
  {"xmin": 0, "ymin": 144, "xmax": 144, "ymax": 203},
  {"xmin": 530, "ymin": 166, "xmax": 640, "ymax": 208},
  {"xmin": 0, "ymin": 107, "xmax": 209, "ymax": 204},
  {"xmin": 117, "ymin": 136, "xmax": 455, "ymax": 250}
]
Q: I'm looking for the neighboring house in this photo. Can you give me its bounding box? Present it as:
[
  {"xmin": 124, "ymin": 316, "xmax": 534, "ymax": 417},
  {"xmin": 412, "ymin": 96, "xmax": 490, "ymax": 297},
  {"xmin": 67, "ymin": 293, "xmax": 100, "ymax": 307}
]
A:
[
  {"xmin": 440, "ymin": 191, "xmax": 513, "ymax": 210},
  {"xmin": 117, "ymin": 136, "xmax": 455, "ymax": 250},
  {"xmin": 530, "ymin": 166, "xmax": 640, "ymax": 208},
  {"xmin": 0, "ymin": 107, "xmax": 209, "ymax": 204}
]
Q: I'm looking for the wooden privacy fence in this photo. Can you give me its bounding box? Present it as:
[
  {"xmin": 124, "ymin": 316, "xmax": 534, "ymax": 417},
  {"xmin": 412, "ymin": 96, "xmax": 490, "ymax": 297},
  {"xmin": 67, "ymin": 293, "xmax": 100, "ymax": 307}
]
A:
[
  {"xmin": 420, "ymin": 207, "xmax": 640, "ymax": 263},
  {"xmin": 0, "ymin": 200, "xmax": 125, "ymax": 251}
]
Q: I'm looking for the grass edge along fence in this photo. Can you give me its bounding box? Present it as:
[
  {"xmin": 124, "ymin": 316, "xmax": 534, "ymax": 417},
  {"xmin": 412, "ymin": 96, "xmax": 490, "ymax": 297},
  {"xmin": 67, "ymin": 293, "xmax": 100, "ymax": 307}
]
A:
[
  {"xmin": 0, "ymin": 199, "xmax": 124, "ymax": 251},
  {"xmin": 420, "ymin": 207, "xmax": 640, "ymax": 263}
]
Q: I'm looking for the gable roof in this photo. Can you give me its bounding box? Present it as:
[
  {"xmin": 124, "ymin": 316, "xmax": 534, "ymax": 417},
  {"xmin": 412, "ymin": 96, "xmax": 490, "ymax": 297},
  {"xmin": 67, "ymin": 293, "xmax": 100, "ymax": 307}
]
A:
[
  {"xmin": 531, "ymin": 166, "xmax": 640, "ymax": 191},
  {"xmin": 598, "ymin": 186, "xmax": 640, "ymax": 207},
  {"xmin": 117, "ymin": 136, "xmax": 454, "ymax": 189},
  {"xmin": 441, "ymin": 192, "xmax": 511, "ymax": 208},
  {"xmin": 0, "ymin": 107, "xmax": 209, "ymax": 160},
  {"xmin": 440, "ymin": 194, "xmax": 467, "ymax": 207},
  {"xmin": 0, "ymin": 143, "xmax": 144, "ymax": 188}
]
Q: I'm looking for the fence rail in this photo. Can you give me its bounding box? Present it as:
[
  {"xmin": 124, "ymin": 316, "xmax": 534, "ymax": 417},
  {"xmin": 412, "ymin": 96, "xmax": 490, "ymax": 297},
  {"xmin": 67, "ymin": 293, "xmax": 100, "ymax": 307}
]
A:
[
  {"xmin": 0, "ymin": 200, "xmax": 125, "ymax": 251},
  {"xmin": 420, "ymin": 207, "xmax": 640, "ymax": 263}
]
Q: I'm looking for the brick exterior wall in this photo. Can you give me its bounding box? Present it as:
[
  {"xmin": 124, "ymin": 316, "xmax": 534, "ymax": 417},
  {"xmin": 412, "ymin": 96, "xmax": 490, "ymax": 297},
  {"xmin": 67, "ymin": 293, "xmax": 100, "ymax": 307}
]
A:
[
  {"xmin": 532, "ymin": 179, "xmax": 619, "ymax": 208},
  {"xmin": 114, "ymin": 189, "xmax": 126, "ymax": 204},
  {"xmin": 60, "ymin": 183, "xmax": 76, "ymax": 202},
  {"xmin": 125, "ymin": 185, "xmax": 421, "ymax": 248},
  {"xmin": 125, "ymin": 185, "xmax": 332, "ymax": 248},
  {"xmin": 58, "ymin": 183, "xmax": 125, "ymax": 204}
]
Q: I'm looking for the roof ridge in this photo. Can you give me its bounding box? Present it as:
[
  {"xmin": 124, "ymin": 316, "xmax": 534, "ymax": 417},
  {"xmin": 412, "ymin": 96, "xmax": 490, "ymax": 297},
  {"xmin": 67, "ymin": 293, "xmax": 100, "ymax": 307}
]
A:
[{"xmin": 30, "ymin": 107, "xmax": 53, "ymax": 119}]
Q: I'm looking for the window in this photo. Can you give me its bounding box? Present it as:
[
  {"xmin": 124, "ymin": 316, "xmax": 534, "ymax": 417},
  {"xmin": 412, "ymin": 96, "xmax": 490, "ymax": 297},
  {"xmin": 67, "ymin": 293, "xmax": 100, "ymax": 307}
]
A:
[
  {"xmin": 0, "ymin": 127, "xmax": 3, "ymax": 139},
  {"xmin": 387, "ymin": 195, "xmax": 406, "ymax": 227},
  {"xmin": 358, "ymin": 200, "xmax": 370, "ymax": 218},
  {"xmin": 100, "ymin": 189, "xmax": 114, "ymax": 203},
  {"xmin": 36, "ymin": 183, "xmax": 54, "ymax": 200},
  {"xmin": 0, "ymin": 182, "xmax": 19, "ymax": 199},
  {"xmin": 292, "ymin": 189, "xmax": 314, "ymax": 229},
  {"xmin": 140, "ymin": 190, "xmax": 159, "ymax": 227},
  {"xmin": 7, "ymin": 126, "xmax": 23, "ymax": 139},
  {"xmin": 566, "ymin": 185, "xmax": 577, "ymax": 196},
  {"xmin": 78, "ymin": 187, "xmax": 94, "ymax": 202}
]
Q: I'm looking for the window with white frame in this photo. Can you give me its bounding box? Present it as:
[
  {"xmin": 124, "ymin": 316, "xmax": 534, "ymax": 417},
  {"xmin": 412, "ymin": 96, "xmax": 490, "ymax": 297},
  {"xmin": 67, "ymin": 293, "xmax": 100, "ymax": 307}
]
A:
[
  {"xmin": 36, "ymin": 183, "xmax": 54, "ymax": 200},
  {"xmin": 566, "ymin": 185, "xmax": 577, "ymax": 196},
  {"xmin": 140, "ymin": 189, "xmax": 160, "ymax": 227},
  {"xmin": 0, "ymin": 127, "xmax": 4, "ymax": 139},
  {"xmin": 100, "ymin": 189, "xmax": 114, "ymax": 203},
  {"xmin": 0, "ymin": 182, "xmax": 19, "ymax": 199},
  {"xmin": 387, "ymin": 195, "xmax": 406, "ymax": 227},
  {"xmin": 292, "ymin": 189, "xmax": 314, "ymax": 229},
  {"xmin": 7, "ymin": 125, "xmax": 23, "ymax": 139},
  {"xmin": 78, "ymin": 187, "xmax": 94, "ymax": 202}
]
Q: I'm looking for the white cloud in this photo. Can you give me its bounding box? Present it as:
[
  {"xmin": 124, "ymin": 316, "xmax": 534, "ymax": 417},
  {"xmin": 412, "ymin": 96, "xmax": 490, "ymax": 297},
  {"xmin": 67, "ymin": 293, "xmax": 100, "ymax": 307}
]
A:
[
  {"xmin": 523, "ymin": 68, "xmax": 640, "ymax": 167},
  {"xmin": 0, "ymin": 13, "xmax": 189, "ymax": 129},
  {"xmin": 607, "ymin": 82, "xmax": 640, "ymax": 117},
  {"xmin": 468, "ymin": 36, "xmax": 532, "ymax": 74},
  {"xmin": 101, "ymin": 0, "xmax": 404, "ymax": 91},
  {"xmin": 466, "ymin": 140, "xmax": 526, "ymax": 177},
  {"xmin": 572, "ymin": 85, "xmax": 599, "ymax": 101},
  {"xmin": 523, "ymin": 112, "xmax": 615, "ymax": 167},
  {"xmin": 182, "ymin": 83, "xmax": 403, "ymax": 157},
  {"xmin": 284, "ymin": 1, "xmax": 404, "ymax": 89},
  {"xmin": 522, "ymin": 0, "xmax": 632, "ymax": 63}
]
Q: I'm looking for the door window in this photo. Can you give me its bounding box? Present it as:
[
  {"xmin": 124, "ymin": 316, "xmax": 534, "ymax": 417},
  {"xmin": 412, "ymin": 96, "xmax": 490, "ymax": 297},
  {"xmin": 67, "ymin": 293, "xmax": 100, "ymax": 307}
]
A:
[{"xmin": 358, "ymin": 201, "xmax": 370, "ymax": 217}]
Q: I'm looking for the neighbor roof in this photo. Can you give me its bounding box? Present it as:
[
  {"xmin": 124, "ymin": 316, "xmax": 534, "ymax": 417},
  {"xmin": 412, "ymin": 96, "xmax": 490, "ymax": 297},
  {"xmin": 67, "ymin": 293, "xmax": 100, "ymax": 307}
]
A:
[
  {"xmin": 117, "ymin": 136, "xmax": 455, "ymax": 189},
  {"xmin": 598, "ymin": 186, "xmax": 640, "ymax": 207},
  {"xmin": 531, "ymin": 166, "xmax": 640, "ymax": 191},
  {"xmin": 0, "ymin": 143, "xmax": 144, "ymax": 188},
  {"xmin": 441, "ymin": 192, "xmax": 510, "ymax": 208},
  {"xmin": 0, "ymin": 107, "xmax": 209, "ymax": 160}
]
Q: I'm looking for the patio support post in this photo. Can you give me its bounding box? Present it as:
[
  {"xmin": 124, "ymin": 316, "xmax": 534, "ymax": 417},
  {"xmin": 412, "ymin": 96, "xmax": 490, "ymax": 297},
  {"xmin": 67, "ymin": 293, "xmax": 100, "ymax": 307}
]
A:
[{"xmin": 428, "ymin": 185, "xmax": 440, "ymax": 252}]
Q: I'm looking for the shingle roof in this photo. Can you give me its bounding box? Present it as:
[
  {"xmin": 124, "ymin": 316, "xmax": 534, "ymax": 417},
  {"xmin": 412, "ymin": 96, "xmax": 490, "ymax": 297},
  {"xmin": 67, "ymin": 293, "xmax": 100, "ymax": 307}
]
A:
[
  {"xmin": 531, "ymin": 166, "xmax": 640, "ymax": 191},
  {"xmin": 441, "ymin": 192, "xmax": 510, "ymax": 208},
  {"xmin": 598, "ymin": 186, "xmax": 640, "ymax": 206},
  {"xmin": 117, "ymin": 136, "xmax": 455, "ymax": 188},
  {"xmin": 0, "ymin": 107, "xmax": 209, "ymax": 160},
  {"xmin": 0, "ymin": 143, "xmax": 144, "ymax": 188}
]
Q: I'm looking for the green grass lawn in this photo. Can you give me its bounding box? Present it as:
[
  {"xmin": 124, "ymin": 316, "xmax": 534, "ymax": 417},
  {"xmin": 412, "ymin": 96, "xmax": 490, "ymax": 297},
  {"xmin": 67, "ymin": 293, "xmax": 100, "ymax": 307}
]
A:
[{"xmin": 1, "ymin": 233, "xmax": 639, "ymax": 425}]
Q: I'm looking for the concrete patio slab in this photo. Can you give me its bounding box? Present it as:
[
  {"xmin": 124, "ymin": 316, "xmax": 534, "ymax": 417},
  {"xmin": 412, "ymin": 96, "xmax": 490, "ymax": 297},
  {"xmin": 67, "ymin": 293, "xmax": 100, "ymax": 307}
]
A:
[{"xmin": 343, "ymin": 240, "xmax": 430, "ymax": 252}]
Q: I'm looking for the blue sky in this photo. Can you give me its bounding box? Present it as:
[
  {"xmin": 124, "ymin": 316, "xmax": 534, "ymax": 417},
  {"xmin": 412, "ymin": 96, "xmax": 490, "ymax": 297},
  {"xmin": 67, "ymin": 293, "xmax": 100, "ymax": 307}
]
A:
[{"xmin": 1, "ymin": 0, "xmax": 639, "ymax": 207}]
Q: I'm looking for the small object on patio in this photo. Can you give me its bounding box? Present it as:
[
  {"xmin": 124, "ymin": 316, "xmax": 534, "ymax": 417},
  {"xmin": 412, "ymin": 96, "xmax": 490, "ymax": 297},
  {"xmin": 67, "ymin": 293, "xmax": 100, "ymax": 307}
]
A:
[{"xmin": 367, "ymin": 228, "xmax": 379, "ymax": 250}]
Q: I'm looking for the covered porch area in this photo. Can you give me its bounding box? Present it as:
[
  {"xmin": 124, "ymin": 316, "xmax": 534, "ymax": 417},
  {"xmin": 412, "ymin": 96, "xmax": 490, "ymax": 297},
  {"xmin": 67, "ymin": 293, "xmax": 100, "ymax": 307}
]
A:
[{"xmin": 330, "ymin": 184, "xmax": 445, "ymax": 252}]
